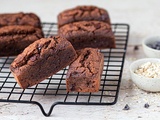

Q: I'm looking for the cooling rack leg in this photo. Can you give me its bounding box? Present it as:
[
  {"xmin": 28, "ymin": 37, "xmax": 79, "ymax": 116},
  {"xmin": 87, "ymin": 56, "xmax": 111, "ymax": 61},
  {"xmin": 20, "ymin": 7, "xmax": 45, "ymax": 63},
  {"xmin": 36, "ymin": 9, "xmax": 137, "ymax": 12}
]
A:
[
  {"xmin": 0, "ymin": 100, "xmax": 58, "ymax": 117},
  {"xmin": 20, "ymin": 101, "xmax": 59, "ymax": 117},
  {"xmin": 30, "ymin": 101, "xmax": 51, "ymax": 117}
]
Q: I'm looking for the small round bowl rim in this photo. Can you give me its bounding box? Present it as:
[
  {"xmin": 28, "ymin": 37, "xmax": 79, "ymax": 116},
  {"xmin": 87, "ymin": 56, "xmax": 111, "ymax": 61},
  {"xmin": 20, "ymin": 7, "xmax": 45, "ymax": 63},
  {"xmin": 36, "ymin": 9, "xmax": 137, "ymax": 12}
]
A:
[
  {"xmin": 130, "ymin": 58, "xmax": 160, "ymax": 81},
  {"xmin": 130, "ymin": 58, "xmax": 160, "ymax": 92},
  {"xmin": 142, "ymin": 36, "xmax": 160, "ymax": 53}
]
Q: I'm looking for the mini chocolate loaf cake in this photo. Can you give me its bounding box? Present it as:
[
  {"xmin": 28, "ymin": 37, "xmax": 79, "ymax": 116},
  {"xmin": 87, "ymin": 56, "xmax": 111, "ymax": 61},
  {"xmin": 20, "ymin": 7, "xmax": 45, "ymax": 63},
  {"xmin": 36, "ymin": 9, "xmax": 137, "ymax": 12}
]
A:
[
  {"xmin": 58, "ymin": 5, "xmax": 110, "ymax": 28},
  {"xmin": 66, "ymin": 48, "xmax": 104, "ymax": 92},
  {"xmin": 0, "ymin": 12, "xmax": 41, "ymax": 28},
  {"xmin": 59, "ymin": 21, "xmax": 115, "ymax": 50},
  {"xmin": 0, "ymin": 25, "xmax": 44, "ymax": 56},
  {"xmin": 10, "ymin": 36, "xmax": 77, "ymax": 89}
]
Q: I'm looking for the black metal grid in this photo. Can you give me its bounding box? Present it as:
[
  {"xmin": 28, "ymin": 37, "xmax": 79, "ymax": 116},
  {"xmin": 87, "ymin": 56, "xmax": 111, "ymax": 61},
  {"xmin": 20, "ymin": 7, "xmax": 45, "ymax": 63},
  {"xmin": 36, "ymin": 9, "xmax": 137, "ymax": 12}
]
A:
[{"xmin": 0, "ymin": 23, "xmax": 129, "ymax": 116}]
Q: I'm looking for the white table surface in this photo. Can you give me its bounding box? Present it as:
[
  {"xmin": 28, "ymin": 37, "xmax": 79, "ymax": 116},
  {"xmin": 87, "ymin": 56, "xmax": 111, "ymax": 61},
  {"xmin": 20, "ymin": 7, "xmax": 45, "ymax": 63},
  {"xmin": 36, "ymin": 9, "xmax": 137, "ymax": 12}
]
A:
[{"xmin": 0, "ymin": 0, "xmax": 160, "ymax": 120}]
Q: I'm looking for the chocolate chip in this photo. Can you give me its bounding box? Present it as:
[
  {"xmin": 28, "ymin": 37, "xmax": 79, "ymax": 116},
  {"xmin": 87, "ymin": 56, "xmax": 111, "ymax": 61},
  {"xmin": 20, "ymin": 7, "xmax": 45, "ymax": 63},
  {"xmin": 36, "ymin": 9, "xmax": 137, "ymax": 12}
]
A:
[
  {"xmin": 144, "ymin": 103, "xmax": 149, "ymax": 108},
  {"xmin": 123, "ymin": 104, "xmax": 130, "ymax": 110},
  {"xmin": 87, "ymin": 81, "xmax": 92, "ymax": 87},
  {"xmin": 134, "ymin": 45, "xmax": 139, "ymax": 50},
  {"xmin": 72, "ymin": 71, "xmax": 78, "ymax": 75},
  {"xmin": 70, "ymin": 84, "xmax": 75, "ymax": 91},
  {"xmin": 16, "ymin": 18, "xmax": 21, "ymax": 23},
  {"xmin": 94, "ymin": 23, "xmax": 101, "ymax": 29}
]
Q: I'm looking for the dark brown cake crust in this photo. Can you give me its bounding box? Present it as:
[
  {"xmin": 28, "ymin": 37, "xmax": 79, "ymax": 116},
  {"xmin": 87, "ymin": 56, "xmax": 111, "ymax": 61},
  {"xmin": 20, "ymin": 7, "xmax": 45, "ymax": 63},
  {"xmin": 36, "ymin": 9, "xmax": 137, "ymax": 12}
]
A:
[
  {"xmin": 0, "ymin": 12, "xmax": 41, "ymax": 28},
  {"xmin": 59, "ymin": 21, "xmax": 115, "ymax": 50},
  {"xmin": 66, "ymin": 48, "xmax": 104, "ymax": 92},
  {"xmin": 0, "ymin": 25, "xmax": 44, "ymax": 56},
  {"xmin": 10, "ymin": 36, "xmax": 77, "ymax": 89},
  {"xmin": 58, "ymin": 5, "xmax": 110, "ymax": 28}
]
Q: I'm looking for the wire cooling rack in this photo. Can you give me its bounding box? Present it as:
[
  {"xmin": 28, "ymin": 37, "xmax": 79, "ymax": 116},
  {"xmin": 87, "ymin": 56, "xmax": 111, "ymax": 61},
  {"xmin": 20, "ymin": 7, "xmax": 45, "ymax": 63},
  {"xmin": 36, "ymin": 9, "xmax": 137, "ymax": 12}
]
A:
[{"xmin": 0, "ymin": 22, "xmax": 129, "ymax": 116}]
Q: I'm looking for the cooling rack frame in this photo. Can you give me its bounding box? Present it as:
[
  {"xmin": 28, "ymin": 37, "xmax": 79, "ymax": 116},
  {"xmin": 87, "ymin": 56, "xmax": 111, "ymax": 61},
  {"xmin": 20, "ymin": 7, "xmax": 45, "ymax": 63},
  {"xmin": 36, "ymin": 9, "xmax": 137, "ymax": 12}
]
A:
[{"xmin": 0, "ymin": 22, "xmax": 129, "ymax": 116}]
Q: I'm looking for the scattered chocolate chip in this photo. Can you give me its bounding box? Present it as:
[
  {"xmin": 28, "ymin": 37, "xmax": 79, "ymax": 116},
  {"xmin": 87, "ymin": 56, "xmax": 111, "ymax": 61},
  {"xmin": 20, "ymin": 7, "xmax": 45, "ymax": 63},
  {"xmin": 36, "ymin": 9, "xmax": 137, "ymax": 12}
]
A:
[
  {"xmin": 134, "ymin": 45, "xmax": 139, "ymax": 50},
  {"xmin": 138, "ymin": 116, "xmax": 142, "ymax": 118},
  {"xmin": 123, "ymin": 104, "xmax": 130, "ymax": 110},
  {"xmin": 144, "ymin": 103, "xmax": 149, "ymax": 108}
]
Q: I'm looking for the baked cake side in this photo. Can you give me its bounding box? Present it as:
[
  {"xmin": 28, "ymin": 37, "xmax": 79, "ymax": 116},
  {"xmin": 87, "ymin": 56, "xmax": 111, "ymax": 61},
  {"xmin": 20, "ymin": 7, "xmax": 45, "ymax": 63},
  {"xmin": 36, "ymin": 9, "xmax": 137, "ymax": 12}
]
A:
[
  {"xmin": 59, "ymin": 21, "xmax": 115, "ymax": 50},
  {"xmin": 0, "ymin": 12, "xmax": 41, "ymax": 28},
  {"xmin": 66, "ymin": 48, "xmax": 104, "ymax": 92},
  {"xmin": 0, "ymin": 25, "xmax": 44, "ymax": 56},
  {"xmin": 10, "ymin": 36, "xmax": 77, "ymax": 89},
  {"xmin": 58, "ymin": 5, "xmax": 110, "ymax": 28}
]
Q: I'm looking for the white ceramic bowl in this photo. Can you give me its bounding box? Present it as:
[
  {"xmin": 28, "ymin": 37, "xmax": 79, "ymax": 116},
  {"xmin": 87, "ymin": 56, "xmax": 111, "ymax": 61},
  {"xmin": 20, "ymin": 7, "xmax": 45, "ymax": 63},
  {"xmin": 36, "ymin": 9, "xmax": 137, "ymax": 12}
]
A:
[
  {"xmin": 130, "ymin": 58, "xmax": 160, "ymax": 92},
  {"xmin": 142, "ymin": 36, "xmax": 160, "ymax": 58}
]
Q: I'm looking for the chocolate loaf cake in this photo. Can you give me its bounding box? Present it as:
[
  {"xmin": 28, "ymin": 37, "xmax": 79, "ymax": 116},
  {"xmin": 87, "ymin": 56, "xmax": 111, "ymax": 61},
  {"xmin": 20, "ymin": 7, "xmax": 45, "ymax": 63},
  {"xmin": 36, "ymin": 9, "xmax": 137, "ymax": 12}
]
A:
[
  {"xmin": 59, "ymin": 21, "xmax": 115, "ymax": 50},
  {"xmin": 66, "ymin": 48, "xmax": 104, "ymax": 92},
  {"xmin": 0, "ymin": 25, "xmax": 44, "ymax": 56},
  {"xmin": 0, "ymin": 12, "xmax": 41, "ymax": 28},
  {"xmin": 58, "ymin": 5, "xmax": 110, "ymax": 28},
  {"xmin": 10, "ymin": 36, "xmax": 77, "ymax": 89}
]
